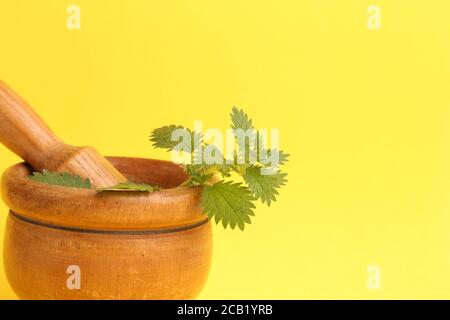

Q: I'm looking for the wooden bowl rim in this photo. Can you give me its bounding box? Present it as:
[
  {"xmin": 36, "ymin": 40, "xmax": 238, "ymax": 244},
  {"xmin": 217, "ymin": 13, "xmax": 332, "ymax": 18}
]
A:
[{"xmin": 1, "ymin": 157, "xmax": 207, "ymax": 231}]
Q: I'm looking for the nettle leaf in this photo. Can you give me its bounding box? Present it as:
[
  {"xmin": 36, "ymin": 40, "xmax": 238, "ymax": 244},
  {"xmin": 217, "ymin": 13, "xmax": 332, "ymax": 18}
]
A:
[
  {"xmin": 28, "ymin": 170, "xmax": 91, "ymax": 189},
  {"xmin": 197, "ymin": 144, "xmax": 232, "ymax": 177},
  {"xmin": 201, "ymin": 181, "xmax": 256, "ymax": 231},
  {"xmin": 254, "ymin": 133, "xmax": 290, "ymax": 167},
  {"xmin": 149, "ymin": 107, "xmax": 289, "ymax": 231},
  {"xmin": 231, "ymin": 106, "xmax": 253, "ymax": 131},
  {"xmin": 277, "ymin": 150, "xmax": 290, "ymax": 166},
  {"xmin": 243, "ymin": 165, "xmax": 288, "ymax": 206},
  {"xmin": 261, "ymin": 149, "xmax": 290, "ymax": 166},
  {"xmin": 150, "ymin": 125, "xmax": 186, "ymax": 150},
  {"xmin": 98, "ymin": 181, "xmax": 159, "ymax": 193},
  {"xmin": 185, "ymin": 164, "xmax": 215, "ymax": 186},
  {"xmin": 150, "ymin": 125, "xmax": 201, "ymax": 151}
]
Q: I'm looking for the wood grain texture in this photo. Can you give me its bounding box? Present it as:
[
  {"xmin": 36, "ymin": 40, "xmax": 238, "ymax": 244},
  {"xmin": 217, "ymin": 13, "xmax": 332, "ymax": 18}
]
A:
[
  {"xmin": 2, "ymin": 157, "xmax": 212, "ymax": 300},
  {"xmin": 0, "ymin": 80, "xmax": 126, "ymax": 187},
  {"xmin": 4, "ymin": 214, "xmax": 212, "ymax": 300},
  {"xmin": 2, "ymin": 157, "xmax": 206, "ymax": 230}
]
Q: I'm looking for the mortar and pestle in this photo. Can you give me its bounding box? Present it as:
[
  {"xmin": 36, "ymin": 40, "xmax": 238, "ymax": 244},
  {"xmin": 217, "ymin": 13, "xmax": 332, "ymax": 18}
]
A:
[{"xmin": 0, "ymin": 81, "xmax": 212, "ymax": 299}]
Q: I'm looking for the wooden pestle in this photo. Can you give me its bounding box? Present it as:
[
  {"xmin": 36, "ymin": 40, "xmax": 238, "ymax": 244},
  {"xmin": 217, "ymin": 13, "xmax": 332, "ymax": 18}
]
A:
[{"xmin": 0, "ymin": 80, "xmax": 127, "ymax": 188}]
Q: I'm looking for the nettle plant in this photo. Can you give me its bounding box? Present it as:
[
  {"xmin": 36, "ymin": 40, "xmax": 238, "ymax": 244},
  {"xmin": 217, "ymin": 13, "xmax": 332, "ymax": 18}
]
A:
[{"xmin": 29, "ymin": 107, "xmax": 289, "ymax": 230}]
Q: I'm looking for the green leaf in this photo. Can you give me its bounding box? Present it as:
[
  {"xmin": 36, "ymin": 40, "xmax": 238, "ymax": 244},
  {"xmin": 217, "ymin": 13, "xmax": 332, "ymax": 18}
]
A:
[
  {"xmin": 148, "ymin": 107, "xmax": 289, "ymax": 231},
  {"xmin": 185, "ymin": 164, "xmax": 215, "ymax": 186},
  {"xmin": 150, "ymin": 125, "xmax": 186, "ymax": 150},
  {"xmin": 28, "ymin": 170, "xmax": 91, "ymax": 189},
  {"xmin": 254, "ymin": 132, "xmax": 290, "ymax": 166},
  {"xmin": 262, "ymin": 149, "xmax": 290, "ymax": 166},
  {"xmin": 201, "ymin": 181, "xmax": 256, "ymax": 230},
  {"xmin": 98, "ymin": 181, "xmax": 160, "ymax": 193},
  {"xmin": 231, "ymin": 106, "xmax": 253, "ymax": 131},
  {"xmin": 277, "ymin": 150, "xmax": 290, "ymax": 166},
  {"xmin": 243, "ymin": 165, "xmax": 287, "ymax": 206},
  {"xmin": 196, "ymin": 144, "xmax": 232, "ymax": 177},
  {"xmin": 150, "ymin": 125, "xmax": 198, "ymax": 147}
]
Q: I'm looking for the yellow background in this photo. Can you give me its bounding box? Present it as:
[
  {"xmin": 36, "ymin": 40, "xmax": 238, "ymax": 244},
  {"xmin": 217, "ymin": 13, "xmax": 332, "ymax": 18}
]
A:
[{"xmin": 1, "ymin": 0, "xmax": 450, "ymax": 299}]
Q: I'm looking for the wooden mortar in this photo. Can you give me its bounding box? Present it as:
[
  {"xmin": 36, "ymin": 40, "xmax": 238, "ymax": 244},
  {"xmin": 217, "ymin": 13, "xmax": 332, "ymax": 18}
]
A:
[{"xmin": 1, "ymin": 156, "xmax": 212, "ymax": 300}]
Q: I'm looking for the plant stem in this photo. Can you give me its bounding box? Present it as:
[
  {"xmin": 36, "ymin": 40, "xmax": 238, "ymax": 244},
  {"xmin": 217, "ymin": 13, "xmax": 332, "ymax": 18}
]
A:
[{"xmin": 178, "ymin": 178, "xmax": 192, "ymax": 188}]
